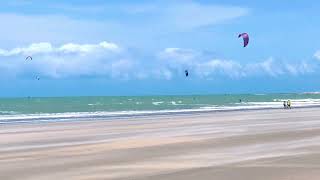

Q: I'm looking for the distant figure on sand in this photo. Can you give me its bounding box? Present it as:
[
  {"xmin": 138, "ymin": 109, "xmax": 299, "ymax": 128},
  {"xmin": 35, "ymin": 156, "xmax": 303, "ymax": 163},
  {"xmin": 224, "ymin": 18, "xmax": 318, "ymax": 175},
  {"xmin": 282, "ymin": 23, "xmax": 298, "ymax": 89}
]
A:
[
  {"xmin": 283, "ymin": 101, "xmax": 287, "ymax": 109},
  {"xmin": 287, "ymin": 100, "xmax": 291, "ymax": 109}
]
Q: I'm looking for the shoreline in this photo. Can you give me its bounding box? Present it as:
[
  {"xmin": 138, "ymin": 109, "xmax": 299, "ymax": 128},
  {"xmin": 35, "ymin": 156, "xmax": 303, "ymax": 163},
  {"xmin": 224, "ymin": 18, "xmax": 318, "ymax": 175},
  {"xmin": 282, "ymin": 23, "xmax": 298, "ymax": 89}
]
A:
[
  {"xmin": 1, "ymin": 105, "xmax": 320, "ymax": 125},
  {"xmin": 1, "ymin": 107, "xmax": 320, "ymax": 179}
]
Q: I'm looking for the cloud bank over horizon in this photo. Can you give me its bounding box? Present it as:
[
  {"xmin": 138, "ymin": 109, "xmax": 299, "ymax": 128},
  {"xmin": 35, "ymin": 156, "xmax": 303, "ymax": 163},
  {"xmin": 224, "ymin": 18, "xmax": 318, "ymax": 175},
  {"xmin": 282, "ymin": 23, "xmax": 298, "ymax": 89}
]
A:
[
  {"xmin": 160, "ymin": 48, "xmax": 315, "ymax": 79},
  {"xmin": 0, "ymin": 42, "xmax": 316, "ymax": 80}
]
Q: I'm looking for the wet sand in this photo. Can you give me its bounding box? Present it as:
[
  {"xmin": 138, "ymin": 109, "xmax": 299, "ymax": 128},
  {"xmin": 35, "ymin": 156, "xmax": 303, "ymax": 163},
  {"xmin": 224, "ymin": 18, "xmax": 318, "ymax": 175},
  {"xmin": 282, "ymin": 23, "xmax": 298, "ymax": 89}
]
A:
[{"xmin": 1, "ymin": 108, "xmax": 320, "ymax": 179}]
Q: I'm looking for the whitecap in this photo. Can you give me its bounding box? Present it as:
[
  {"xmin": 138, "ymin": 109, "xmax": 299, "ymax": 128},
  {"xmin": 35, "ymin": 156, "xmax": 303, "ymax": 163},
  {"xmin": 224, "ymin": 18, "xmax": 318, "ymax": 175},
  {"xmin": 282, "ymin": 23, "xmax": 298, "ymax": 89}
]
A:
[{"xmin": 152, "ymin": 101, "xmax": 163, "ymax": 106}]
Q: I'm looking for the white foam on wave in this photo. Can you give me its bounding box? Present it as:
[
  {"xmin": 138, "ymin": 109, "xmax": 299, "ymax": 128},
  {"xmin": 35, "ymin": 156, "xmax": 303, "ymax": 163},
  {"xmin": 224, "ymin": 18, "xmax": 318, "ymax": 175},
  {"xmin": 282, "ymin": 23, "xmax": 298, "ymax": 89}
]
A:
[
  {"xmin": 0, "ymin": 111, "xmax": 19, "ymax": 115},
  {"xmin": 152, "ymin": 101, "xmax": 163, "ymax": 106},
  {"xmin": 0, "ymin": 109, "xmax": 213, "ymax": 122},
  {"xmin": 2, "ymin": 98, "xmax": 320, "ymax": 124},
  {"xmin": 87, "ymin": 102, "xmax": 103, "ymax": 106}
]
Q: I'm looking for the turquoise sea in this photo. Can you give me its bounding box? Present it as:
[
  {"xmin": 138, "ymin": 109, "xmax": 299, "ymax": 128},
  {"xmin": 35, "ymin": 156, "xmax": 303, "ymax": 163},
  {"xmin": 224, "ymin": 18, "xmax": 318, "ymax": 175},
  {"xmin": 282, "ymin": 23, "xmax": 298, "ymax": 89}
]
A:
[{"xmin": 1, "ymin": 93, "xmax": 320, "ymax": 124}]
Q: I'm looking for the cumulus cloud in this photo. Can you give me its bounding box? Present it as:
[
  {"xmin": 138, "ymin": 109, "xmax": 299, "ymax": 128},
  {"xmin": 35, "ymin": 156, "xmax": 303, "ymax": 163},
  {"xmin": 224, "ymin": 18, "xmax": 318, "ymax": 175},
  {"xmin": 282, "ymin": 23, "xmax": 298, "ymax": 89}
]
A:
[
  {"xmin": 0, "ymin": 41, "xmax": 130, "ymax": 78},
  {"xmin": 159, "ymin": 48, "xmax": 315, "ymax": 79},
  {"xmin": 284, "ymin": 62, "xmax": 314, "ymax": 75},
  {"xmin": 196, "ymin": 59, "xmax": 243, "ymax": 78},
  {"xmin": 203, "ymin": 58, "xmax": 314, "ymax": 78},
  {"xmin": 244, "ymin": 58, "xmax": 284, "ymax": 77},
  {"xmin": 0, "ymin": 41, "xmax": 120, "ymax": 56},
  {"xmin": 159, "ymin": 48, "xmax": 199, "ymax": 65},
  {"xmin": 314, "ymin": 50, "xmax": 320, "ymax": 60},
  {"xmin": 0, "ymin": 43, "xmax": 316, "ymax": 80}
]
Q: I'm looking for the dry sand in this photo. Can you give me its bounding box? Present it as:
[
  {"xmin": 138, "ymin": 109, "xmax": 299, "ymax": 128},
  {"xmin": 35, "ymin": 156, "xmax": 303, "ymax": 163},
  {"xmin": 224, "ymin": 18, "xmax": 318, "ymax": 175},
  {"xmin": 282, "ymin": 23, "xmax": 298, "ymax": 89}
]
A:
[{"xmin": 1, "ymin": 108, "xmax": 320, "ymax": 179}]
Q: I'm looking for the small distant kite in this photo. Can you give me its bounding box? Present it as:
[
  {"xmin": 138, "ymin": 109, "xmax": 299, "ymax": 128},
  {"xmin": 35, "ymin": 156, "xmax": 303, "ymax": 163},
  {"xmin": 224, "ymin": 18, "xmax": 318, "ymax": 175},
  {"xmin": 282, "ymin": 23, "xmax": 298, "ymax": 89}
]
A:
[
  {"xmin": 185, "ymin": 70, "xmax": 189, "ymax": 77},
  {"xmin": 26, "ymin": 56, "xmax": 32, "ymax": 61},
  {"xmin": 238, "ymin": 33, "xmax": 249, "ymax": 47},
  {"xmin": 36, "ymin": 76, "xmax": 40, "ymax": 80}
]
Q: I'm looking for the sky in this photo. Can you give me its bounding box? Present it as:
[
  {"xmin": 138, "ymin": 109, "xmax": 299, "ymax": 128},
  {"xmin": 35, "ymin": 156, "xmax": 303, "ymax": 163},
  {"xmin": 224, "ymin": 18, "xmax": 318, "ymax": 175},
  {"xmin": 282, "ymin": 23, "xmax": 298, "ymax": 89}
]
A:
[{"xmin": 0, "ymin": 0, "xmax": 320, "ymax": 96}]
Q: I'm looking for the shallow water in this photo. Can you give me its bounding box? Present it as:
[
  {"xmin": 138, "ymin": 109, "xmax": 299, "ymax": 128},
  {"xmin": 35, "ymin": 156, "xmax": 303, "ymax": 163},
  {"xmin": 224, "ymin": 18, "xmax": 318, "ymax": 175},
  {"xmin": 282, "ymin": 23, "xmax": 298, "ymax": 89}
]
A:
[{"xmin": 0, "ymin": 93, "xmax": 320, "ymax": 124}]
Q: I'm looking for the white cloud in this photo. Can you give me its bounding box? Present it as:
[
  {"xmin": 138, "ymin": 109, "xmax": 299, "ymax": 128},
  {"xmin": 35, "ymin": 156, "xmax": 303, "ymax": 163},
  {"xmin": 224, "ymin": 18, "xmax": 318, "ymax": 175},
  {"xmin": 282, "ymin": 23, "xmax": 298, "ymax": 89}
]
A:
[
  {"xmin": 159, "ymin": 48, "xmax": 315, "ymax": 79},
  {"xmin": 159, "ymin": 47, "xmax": 244, "ymax": 78},
  {"xmin": 159, "ymin": 48, "xmax": 198, "ymax": 65},
  {"xmin": 0, "ymin": 44, "xmax": 315, "ymax": 80},
  {"xmin": 244, "ymin": 58, "xmax": 284, "ymax": 77},
  {"xmin": 111, "ymin": 59, "xmax": 134, "ymax": 79},
  {"xmin": 59, "ymin": 42, "xmax": 120, "ymax": 54},
  {"xmin": 196, "ymin": 59, "xmax": 243, "ymax": 78},
  {"xmin": 0, "ymin": 1, "xmax": 250, "ymax": 53},
  {"xmin": 152, "ymin": 68, "xmax": 173, "ymax": 80},
  {"xmin": 247, "ymin": 58, "xmax": 314, "ymax": 77},
  {"xmin": 314, "ymin": 50, "xmax": 320, "ymax": 60},
  {"xmin": 0, "ymin": 41, "xmax": 128, "ymax": 78},
  {"xmin": 0, "ymin": 41, "xmax": 120, "ymax": 56}
]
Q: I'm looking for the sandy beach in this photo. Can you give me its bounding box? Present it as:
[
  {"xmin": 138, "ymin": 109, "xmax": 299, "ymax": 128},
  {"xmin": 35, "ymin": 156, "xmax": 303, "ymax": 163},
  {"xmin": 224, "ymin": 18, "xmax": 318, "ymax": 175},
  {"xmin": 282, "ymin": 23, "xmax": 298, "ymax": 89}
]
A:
[{"xmin": 1, "ymin": 108, "xmax": 320, "ymax": 180}]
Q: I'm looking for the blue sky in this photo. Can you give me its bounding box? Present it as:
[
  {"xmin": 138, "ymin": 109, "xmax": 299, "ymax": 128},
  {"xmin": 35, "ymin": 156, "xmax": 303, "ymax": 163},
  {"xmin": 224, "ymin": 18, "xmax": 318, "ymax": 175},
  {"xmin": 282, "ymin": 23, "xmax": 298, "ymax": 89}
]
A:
[{"xmin": 0, "ymin": 0, "xmax": 320, "ymax": 96}]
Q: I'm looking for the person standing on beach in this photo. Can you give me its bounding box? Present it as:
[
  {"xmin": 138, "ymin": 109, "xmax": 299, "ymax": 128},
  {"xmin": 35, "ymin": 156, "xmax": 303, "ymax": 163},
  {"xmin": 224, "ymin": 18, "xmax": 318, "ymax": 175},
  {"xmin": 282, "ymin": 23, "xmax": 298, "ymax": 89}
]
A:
[
  {"xmin": 287, "ymin": 100, "xmax": 291, "ymax": 109},
  {"xmin": 283, "ymin": 101, "xmax": 287, "ymax": 109}
]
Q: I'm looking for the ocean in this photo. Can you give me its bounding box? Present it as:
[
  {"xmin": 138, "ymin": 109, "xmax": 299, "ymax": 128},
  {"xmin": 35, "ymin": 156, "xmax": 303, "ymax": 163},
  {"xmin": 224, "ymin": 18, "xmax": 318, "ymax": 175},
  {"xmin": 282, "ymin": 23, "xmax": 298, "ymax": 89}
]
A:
[{"xmin": 1, "ymin": 93, "xmax": 320, "ymax": 124}]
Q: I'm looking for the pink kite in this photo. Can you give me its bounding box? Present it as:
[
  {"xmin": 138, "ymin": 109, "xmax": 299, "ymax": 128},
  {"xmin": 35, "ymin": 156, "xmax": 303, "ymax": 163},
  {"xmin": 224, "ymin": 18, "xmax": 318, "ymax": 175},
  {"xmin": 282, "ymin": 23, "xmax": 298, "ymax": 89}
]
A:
[{"xmin": 238, "ymin": 33, "xmax": 249, "ymax": 47}]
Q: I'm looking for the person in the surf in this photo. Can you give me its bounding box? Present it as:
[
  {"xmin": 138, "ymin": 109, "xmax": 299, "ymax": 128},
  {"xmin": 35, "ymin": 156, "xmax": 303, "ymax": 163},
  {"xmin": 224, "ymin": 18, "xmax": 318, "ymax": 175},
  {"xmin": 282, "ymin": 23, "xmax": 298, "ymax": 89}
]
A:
[{"xmin": 287, "ymin": 100, "xmax": 291, "ymax": 109}]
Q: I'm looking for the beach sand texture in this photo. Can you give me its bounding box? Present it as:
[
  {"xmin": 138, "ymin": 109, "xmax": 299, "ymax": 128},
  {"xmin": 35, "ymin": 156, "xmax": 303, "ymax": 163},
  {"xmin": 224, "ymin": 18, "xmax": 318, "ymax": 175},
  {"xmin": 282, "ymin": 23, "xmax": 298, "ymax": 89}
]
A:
[{"xmin": 1, "ymin": 108, "xmax": 320, "ymax": 179}]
